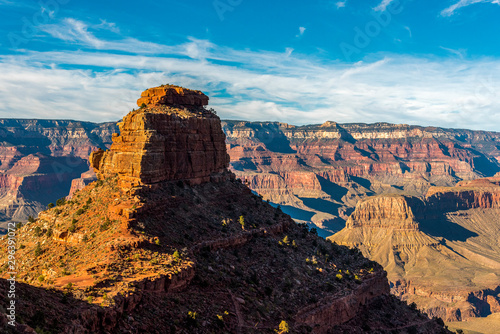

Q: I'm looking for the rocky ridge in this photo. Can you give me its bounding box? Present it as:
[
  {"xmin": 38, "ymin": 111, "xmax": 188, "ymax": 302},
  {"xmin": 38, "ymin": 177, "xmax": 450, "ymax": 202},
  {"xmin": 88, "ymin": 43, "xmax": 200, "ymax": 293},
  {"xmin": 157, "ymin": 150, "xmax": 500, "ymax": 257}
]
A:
[{"xmin": 0, "ymin": 86, "xmax": 449, "ymax": 334}]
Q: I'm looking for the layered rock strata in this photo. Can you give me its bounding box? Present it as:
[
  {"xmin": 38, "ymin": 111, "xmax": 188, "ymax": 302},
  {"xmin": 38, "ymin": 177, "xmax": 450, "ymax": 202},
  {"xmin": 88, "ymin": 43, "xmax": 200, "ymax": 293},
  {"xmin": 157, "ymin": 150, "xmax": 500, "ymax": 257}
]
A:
[
  {"xmin": 222, "ymin": 120, "xmax": 500, "ymax": 234},
  {"xmin": 90, "ymin": 86, "xmax": 229, "ymax": 189},
  {"xmin": 330, "ymin": 182, "xmax": 500, "ymax": 322}
]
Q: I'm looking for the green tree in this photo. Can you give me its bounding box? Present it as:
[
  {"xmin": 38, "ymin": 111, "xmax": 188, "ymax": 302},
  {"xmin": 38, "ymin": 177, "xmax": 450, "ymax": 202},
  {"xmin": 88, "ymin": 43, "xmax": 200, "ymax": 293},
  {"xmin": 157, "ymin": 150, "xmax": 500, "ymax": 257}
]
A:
[
  {"xmin": 47, "ymin": 203, "xmax": 55, "ymax": 209},
  {"xmin": 239, "ymin": 215, "xmax": 245, "ymax": 230},
  {"xmin": 34, "ymin": 242, "xmax": 43, "ymax": 257}
]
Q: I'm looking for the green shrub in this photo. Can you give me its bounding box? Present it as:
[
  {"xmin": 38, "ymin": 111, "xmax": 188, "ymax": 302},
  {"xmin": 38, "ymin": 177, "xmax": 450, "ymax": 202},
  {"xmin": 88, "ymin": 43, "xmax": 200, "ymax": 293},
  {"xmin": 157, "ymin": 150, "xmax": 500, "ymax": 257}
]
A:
[
  {"xmin": 173, "ymin": 250, "xmax": 181, "ymax": 262},
  {"xmin": 46, "ymin": 227, "xmax": 53, "ymax": 238},
  {"xmin": 56, "ymin": 198, "xmax": 66, "ymax": 206},
  {"xmin": 34, "ymin": 242, "xmax": 43, "ymax": 257},
  {"xmin": 34, "ymin": 226, "xmax": 42, "ymax": 237},
  {"xmin": 76, "ymin": 208, "xmax": 85, "ymax": 216},
  {"xmin": 68, "ymin": 221, "xmax": 76, "ymax": 233},
  {"xmin": 100, "ymin": 218, "xmax": 111, "ymax": 231},
  {"xmin": 47, "ymin": 203, "xmax": 55, "ymax": 209},
  {"xmin": 28, "ymin": 215, "xmax": 35, "ymax": 223},
  {"xmin": 239, "ymin": 215, "xmax": 245, "ymax": 229}
]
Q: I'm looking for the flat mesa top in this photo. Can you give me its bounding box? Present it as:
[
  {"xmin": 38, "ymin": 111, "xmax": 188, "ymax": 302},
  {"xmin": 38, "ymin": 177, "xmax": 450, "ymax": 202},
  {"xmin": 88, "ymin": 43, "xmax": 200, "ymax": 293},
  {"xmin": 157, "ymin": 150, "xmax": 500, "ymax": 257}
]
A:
[{"xmin": 137, "ymin": 84, "xmax": 209, "ymax": 107}]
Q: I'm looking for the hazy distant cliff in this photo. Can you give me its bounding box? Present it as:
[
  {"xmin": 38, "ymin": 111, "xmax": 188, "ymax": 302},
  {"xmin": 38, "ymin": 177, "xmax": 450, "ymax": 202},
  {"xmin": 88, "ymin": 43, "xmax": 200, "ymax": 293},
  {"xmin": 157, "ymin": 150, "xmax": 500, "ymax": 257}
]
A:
[{"xmin": 0, "ymin": 119, "xmax": 117, "ymax": 231}]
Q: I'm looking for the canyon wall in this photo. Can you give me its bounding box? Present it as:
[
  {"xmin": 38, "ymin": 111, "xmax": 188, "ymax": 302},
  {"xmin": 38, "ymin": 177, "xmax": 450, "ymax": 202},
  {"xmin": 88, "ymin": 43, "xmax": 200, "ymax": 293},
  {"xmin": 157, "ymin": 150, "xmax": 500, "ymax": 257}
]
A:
[
  {"xmin": 0, "ymin": 119, "xmax": 117, "ymax": 231},
  {"xmin": 329, "ymin": 181, "xmax": 500, "ymax": 321},
  {"xmin": 222, "ymin": 120, "xmax": 500, "ymax": 235}
]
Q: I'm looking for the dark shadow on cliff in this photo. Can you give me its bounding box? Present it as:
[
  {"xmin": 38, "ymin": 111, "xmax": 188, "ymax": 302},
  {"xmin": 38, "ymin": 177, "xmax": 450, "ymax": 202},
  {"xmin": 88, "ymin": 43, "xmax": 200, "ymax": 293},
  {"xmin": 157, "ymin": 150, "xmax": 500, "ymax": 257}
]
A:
[
  {"xmin": 317, "ymin": 176, "xmax": 349, "ymax": 201},
  {"xmin": 418, "ymin": 214, "xmax": 478, "ymax": 242},
  {"xmin": 471, "ymin": 153, "xmax": 500, "ymax": 177},
  {"xmin": 19, "ymin": 156, "xmax": 89, "ymax": 204},
  {"xmin": 299, "ymin": 197, "xmax": 341, "ymax": 216},
  {"xmin": 248, "ymin": 124, "xmax": 296, "ymax": 154},
  {"xmin": 0, "ymin": 278, "xmax": 102, "ymax": 333}
]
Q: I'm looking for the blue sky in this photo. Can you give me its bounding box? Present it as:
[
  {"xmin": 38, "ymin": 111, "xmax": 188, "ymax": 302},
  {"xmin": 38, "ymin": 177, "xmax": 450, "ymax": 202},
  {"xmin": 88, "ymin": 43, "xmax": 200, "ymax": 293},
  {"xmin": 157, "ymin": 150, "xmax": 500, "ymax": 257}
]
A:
[{"xmin": 1, "ymin": 0, "xmax": 500, "ymax": 130}]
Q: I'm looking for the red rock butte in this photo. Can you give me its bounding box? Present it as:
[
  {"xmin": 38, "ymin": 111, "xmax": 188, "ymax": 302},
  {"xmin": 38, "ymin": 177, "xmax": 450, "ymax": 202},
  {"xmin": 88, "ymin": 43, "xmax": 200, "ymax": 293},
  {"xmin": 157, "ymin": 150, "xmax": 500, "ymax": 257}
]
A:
[
  {"xmin": 90, "ymin": 85, "xmax": 230, "ymax": 190},
  {"xmin": 136, "ymin": 84, "xmax": 209, "ymax": 107}
]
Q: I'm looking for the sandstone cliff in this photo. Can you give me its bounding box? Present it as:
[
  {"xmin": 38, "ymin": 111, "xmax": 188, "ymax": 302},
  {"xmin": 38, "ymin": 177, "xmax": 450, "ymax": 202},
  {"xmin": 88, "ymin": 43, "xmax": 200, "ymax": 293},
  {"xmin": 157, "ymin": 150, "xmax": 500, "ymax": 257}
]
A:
[
  {"xmin": 0, "ymin": 86, "xmax": 449, "ymax": 334},
  {"xmin": 90, "ymin": 100, "xmax": 229, "ymax": 189}
]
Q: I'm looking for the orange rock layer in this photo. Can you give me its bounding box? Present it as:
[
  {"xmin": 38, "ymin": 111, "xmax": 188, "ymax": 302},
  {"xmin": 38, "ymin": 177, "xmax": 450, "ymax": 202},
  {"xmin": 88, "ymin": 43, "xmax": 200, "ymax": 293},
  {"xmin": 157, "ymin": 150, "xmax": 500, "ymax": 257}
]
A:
[
  {"xmin": 136, "ymin": 85, "xmax": 209, "ymax": 107},
  {"xmin": 91, "ymin": 87, "xmax": 230, "ymax": 190}
]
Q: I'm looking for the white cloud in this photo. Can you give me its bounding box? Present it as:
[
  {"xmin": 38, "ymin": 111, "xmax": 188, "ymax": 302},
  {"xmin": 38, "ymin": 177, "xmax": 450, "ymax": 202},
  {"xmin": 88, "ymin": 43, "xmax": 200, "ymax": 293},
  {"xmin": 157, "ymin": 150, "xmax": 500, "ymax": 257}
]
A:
[
  {"xmin": 335, "ymin": 1, "xmax": 347, "ymax": 9},
  {"xmin": 373, "ymin": 0, "xmax": 395, "ymax": 12},
  {"xmin": 2, "ymin": 19, "xmax": 500, "ymax": 131},
  {"xmin": 404, "ymin": 26, "xmax": 412, "ymax": 38},
  {"xmin": 41, "ymin": 18, "xmax": 105, "ymax": 48},
  {"xmin": 441, "ymin": 0, "xmax": 500, "ymax": 16},
  {"xmin": 440, "ymin": 46, "xmax": 467, "ymax": 59},
  {"xmin": 295, "ymin": 27, "xmax": 306, "ymax": 38}
]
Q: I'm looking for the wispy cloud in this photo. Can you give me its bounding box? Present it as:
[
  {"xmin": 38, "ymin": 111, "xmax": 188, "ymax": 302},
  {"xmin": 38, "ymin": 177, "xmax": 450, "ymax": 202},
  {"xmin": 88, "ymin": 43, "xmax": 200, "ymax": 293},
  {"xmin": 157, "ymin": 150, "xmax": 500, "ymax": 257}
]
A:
[
  {"xmin": 441, "ymin": 0, "xmax": 500, "ymax": 16},
  {"xmin": 404, "ymin": 26, "xmax": 412, "ymax": 38},
  {"xmin": 440, "ymin": 46, "xmax": 467, "ymax": 59},
  {"xmin": 2, "ymin": 18, "xmax": 500, "ymax": 131},
  {"xmin": 335, "ymin": 1, "xmax": 347, "ymax": 9},
  {"xmin": 296, "ymin": 26, "xmax": 306, "ymax": 38},
  {"xmin": 41, "ymin": 18, "xmax": 105, "ymax": 48},
  {"xmin": 374, "ymin": 0, "xmax": 395, "ymax": 11}
]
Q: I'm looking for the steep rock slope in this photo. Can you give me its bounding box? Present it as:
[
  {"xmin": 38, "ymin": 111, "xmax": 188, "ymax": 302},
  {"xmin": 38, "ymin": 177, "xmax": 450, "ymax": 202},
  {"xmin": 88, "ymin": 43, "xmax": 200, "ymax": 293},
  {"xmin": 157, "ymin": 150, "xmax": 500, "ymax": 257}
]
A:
[
  {"xmin": 0, "ymin": 86, "xmax": 449, "ymax": 334},
  {"xmin": 0, "ymin": 119, "xmax": 117, "ymax": 230},
  {"xmin": 223, "ymin": 121, "xmax": 500, "ymax": 235},
  {"xmin": 329, "ymin": 179, "xmax": 500, "ymax": 322}
]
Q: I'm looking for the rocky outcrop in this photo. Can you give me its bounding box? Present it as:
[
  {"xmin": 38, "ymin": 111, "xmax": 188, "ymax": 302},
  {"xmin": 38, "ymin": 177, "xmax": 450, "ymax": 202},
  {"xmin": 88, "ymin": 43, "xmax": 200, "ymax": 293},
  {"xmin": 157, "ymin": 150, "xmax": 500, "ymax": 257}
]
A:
[
  {"xmin": 67, "ymin": 170, "xmax": 97, "ymax": 199},
  {"xmin": 136, "ymin": 85, "xmax": 209, "ymax": 107},
  {"xmin": 346, "ymin": 195, "xmax": 423, "ymax": 229},
  {"xmin": 90, "ymin": 86, "xmax": 229, "ymax": 189},
  {"xmin": 295, "ymin": 270, "xmax": 390, "ymax": 333},
  {"xmin": 426, "ymin": 183, "xmax": 500, "ymax": 211}
]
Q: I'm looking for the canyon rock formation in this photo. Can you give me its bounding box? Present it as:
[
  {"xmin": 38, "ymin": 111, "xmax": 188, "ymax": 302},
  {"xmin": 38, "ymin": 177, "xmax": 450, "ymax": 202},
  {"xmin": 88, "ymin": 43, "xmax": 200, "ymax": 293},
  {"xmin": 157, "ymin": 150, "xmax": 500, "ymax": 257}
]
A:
[
  {"xmin": 90, "ymin": 86, "xmax": 229, "ymax": 189},
  {"xmin": 329, "ymin": 180, "xmax": 500, "ymax": 322},
  {"xmin": 223, "ymin": 121, "xmax": 500, "ymax": 236},
  {"xmin": 0, "ymin": 86, "xmax": 449, "ymax": 334}
]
